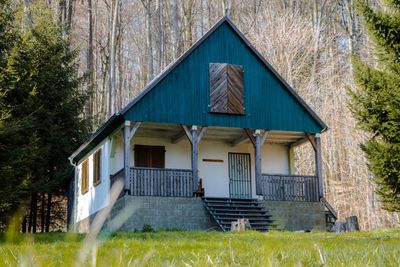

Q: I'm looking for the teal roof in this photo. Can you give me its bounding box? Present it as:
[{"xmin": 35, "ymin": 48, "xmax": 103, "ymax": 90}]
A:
[{"xmin": 70, "ymin": 17, "xmax": 327, "ymax": 164}]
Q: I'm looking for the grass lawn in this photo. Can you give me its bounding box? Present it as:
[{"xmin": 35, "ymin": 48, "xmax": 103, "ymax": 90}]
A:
[{"xmin": 0, "ymin": 228, "xmax": 399, "ymax": 266}]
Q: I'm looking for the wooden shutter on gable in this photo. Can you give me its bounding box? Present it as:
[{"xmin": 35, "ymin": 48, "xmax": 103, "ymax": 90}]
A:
[{"xmin": 209, "ymin": 63, "xmax": 244, "ymax": 114}]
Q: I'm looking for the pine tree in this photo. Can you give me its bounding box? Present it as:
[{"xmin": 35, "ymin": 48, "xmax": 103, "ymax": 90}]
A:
[
  {"xmin": 1, "ymin": 13, "xmax": 91, "ymax": 230},
  {"xmin": 350, "ymin": 0, "xmax": 400, "ymax": 211}
]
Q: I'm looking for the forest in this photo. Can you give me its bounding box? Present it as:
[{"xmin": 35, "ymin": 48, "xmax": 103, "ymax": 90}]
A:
[{"xmin": 0, "ymin": 0, "xmax": 399, "ymax": 232}]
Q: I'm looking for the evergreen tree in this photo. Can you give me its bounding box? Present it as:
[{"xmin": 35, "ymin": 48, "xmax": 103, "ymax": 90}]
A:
[
  {"xmin": 1, "ymin": 11, "xmax": 90, "ymax": 230},
  {"xmin": 350, "ymin": 0, "xmax": 400, "ymax": 211}
]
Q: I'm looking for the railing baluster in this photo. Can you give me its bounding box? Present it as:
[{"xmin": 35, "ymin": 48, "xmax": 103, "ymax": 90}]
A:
[{"xmin": 260, "ymin": 173, "xmax": 318, "ymax": 202}]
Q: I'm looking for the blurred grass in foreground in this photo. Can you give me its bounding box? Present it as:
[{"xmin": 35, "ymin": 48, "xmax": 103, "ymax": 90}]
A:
[{"xmin": 0, "ymin": 228, "xmax": 399, "ymax": 266}]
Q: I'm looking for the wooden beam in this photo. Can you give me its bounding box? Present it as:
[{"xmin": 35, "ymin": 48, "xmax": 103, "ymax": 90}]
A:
[
  {"xmin": 191, "ymin": 126, "xmax": 199, "ymax": 193},
  {"xmin": 290, "ymin": 137, "xmax": 309, "ymax": 148},
  {"xmin": 230, "ymin": 134, "xmax": 248, "ymax": 147},
  {"xmin": 306, "ymin": 133, "xmax": 317, "ymax": 151},
  {"xmin": 181, "ymin": 125, "xmax": 192, "ymax": 143},
  {"xmin": 129, "ymin": 121, "xmax": 142, "ymax": 140},
  {"xmin": 197, "ymin": 126, "xmax": 208, "ymax": 141},
  {"xmin": 171, "ymin": 130, "xmax": 186, "ymax": 144},
  {"xmin": 123, "ymin": 121, "xmax": 131, "ymax": 194},
  {"xmin": 288, "ymin": 146, "xmax": 295, "ymax": 175},
  {"xmin": 244, "ymin": 128, "xmax": 255, "ymax": 146},
  {"xmin": 254, "ymin": 131, "xmax": 262, "ymax": 195},
  {"xmin": 315, "ymin": 133, "xmax": 324, "ymax": 199},
  {"xmin": 182, "ymin": 125, "xmax": 207, "ymax": 194},
  {"xmin": 261, "ymin": 130, "xmax": 270, "ymax": 145}
]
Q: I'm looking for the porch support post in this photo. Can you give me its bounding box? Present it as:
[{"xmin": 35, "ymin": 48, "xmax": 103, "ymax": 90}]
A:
[
  {"xmin": 315, "ymin": 133, "xmax": 324, "ymax": 199},
  {"xmin": 250, "ymin": 129, "xmax": 269, "ymax": 195},
  {"xmin": 191, "ymin": 126, "xmax": 199, "ymax": 193},
  {"xmin": 182, "ymin": 125, "xmax": 207, "ymax": 193},
  {"xmin": 288, "ymin": 146, "xmax": 295, "ymax": 175},
  {"xmin": 123, "ymin": 120, "xmax": 141, "ymax": 195},
  {"xmin": 306, "ymin": 132, "xmax": 324, "ymax": 199}
]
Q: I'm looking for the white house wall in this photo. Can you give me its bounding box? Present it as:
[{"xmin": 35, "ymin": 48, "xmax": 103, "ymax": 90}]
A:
[{"xmin": 75, "ymin": 139, "xmax": 111, "ymax": 223}]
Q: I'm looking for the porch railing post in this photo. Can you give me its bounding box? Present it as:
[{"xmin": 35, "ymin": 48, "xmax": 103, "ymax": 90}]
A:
[
  {"xmin": 182, "ymin": 125, "xmax": 207, "ymax": 194},
  {"xmin": 123, "ymin": 120, "xmax": 141, "ymax": 195},
  {"xmin": 255, "ymin": 131, "xmax": 262, "ymax": 195},
  {"xmin": 315, "ymin": 133, "xmax": 324, "ymax": 199},
  {"xmin": 251, "ymin": 129, "xmax": 269, "ymax": 196},
  {"xmin": 191, "ymin": 126, "xmax": 199, "ymax": 193},
  {"xmin": 123, "ymin": 121, "xmax": 131, "ymax": 195}
]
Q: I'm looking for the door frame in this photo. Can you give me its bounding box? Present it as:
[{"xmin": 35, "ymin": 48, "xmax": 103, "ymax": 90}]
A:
[{"xmin": 228, "ymin": 152, "xmax": 252, "ymax": 198}]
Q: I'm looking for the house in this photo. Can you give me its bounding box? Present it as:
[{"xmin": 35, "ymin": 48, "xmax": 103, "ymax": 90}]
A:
[{"xmin": 68, "ymin": 17, "xmax": 336, "ymax": 233}]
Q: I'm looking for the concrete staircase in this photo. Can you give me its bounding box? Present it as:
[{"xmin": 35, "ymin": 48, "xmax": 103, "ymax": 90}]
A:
[{"xmin": 202, "ymin": 197, "xmax": 273, "ymax": 232}]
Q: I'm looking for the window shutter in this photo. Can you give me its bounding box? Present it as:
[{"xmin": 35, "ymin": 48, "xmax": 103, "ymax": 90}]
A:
[
  {"xmin": 151, "ymin": 146, "xmax": 165, "ymax": 168},
  {"xmin": 227, "ymin": 64, "xmax": 244, "ymax": 114},
  {"xmin": 93, "ymin": 149, "xmax": 102, "ymax": 186},
  {"xmin": 209, "ymin": 63, "xmax": 244, "ymax": 114},
  {"xmin": 81, "ymin": 160, "xmax": 89, "ymax": 194},
  {"xmin": 210, "ymin": 63, "xmax": 228, "ymax": 113},
  {"xmin": 134, "ymin": 145, "xmax": 150, "ymax": 167}
]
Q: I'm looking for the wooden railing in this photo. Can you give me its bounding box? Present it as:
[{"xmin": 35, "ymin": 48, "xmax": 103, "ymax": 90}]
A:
[
  {"xmin": 260, "ymin": 174, "xmax": 319, "ymax": 202},
  {"xmin": 129, "ymin": 167, "xmax": 193, "ymax": 197}
]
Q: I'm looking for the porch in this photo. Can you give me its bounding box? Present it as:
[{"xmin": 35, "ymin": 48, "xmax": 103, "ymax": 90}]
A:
[
  {"xmin": 111, "ymin": 121, "xmax": 323, "ymax": 202},
  {"xmin": 112, "ymin": 167, "xmax": 320, "ymax": 201}
]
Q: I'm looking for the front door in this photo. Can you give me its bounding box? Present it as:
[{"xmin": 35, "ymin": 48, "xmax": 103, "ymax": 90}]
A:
[{"xmin": 228, "ymin": 153, "xmax": 251, "ymax": 198}]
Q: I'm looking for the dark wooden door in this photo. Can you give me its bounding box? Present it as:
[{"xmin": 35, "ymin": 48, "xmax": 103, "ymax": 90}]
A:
[{"xmin": 228, "ymin": 153, "xmax": 251, "ymax": 198}]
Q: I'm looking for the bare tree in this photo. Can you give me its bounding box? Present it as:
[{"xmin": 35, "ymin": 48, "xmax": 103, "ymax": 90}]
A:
[
  {"xmin": 141, "ymin": 0, "xmax": 154, "ymax": 82},
  {"xmin": 109, "ymin": 0, "xmax": 120, "ymax": 115}
]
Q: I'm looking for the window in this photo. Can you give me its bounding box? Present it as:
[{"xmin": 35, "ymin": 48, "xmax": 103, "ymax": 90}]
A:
[
  {"xmin": 81, "ymin": 160, "xmax": 89, "ymax": 194},
  {"xmin": 209, "ymin": 63, "xmax": 244, "ymax": 114},
  {"xmin": 134, "ymin": 145, "xmax": 165, "ymax": 168},
  {"xmin": 93, "ymin": 149, "xmax": 102, "ymax": 186}
]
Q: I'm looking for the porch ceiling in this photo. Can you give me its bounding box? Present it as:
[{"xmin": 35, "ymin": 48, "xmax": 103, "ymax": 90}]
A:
[{"xmin": 134, "ymin": 122, "xmax": 306, "ymax": 145}]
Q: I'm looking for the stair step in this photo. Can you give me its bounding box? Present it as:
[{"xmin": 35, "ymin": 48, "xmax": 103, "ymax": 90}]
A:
[
  {"xmin": 210, "ymin": 208, "xmax": 266, "ymax": 213},
  {"xmin": 203, "ymin": 197, "xmax": 257, "ymax": 201},
  {"xmin": 219, "ymin": 213, "xmax": 271, "ymax": 219},
  {"xmin": 202, "ymin": 197, "xmax": 273, "ymax": 232},
  {"xmin": 217, "ymin": 217, "xmax": 272, "ymax": 221},
  {"xmin": 204, "ymin": 200, "xmax": 258, "ymax": 205},
  {"xmin": 208, "ymin": 205, "xmax": 262, "ymax": 210},
  {"xmin": 220, "ymin": 222, "xmax": 271, "ymax": 226}
]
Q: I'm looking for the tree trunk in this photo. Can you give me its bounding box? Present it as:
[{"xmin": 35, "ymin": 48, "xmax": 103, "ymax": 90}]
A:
[
  {"xmin": 45, "ymin": 193, "xmax": 52, "ymax": 232},
  {"xmin": 22, "ymin": 216, "xmax": 27, "ymax": 233},
  {"xmin": 142, "ymin": 0, "xmax": 154, "ymax": 82},
  {"xmin": 109, "ymin": 0, "xmax": 119, "ymax": 116},
  {"xmin": 23, "ymin": 0, "xmax": 33, "ymax": 32},
  {"xmin": 170, "ymin": 0, "xmax": 180, "ymax": 58},
  {"xmin": 183, "ymin": 0, "xmax": 193, "ymax": 48},
  {"xmin": 86, "ymin": 0, "xmax": 94, "ymax": 118},
  {"xmin": 28, "ymin": 193, "xmax": 34, "ymax": 232},
  {"xmin": 32, "ymin": 193, "xmax": 37, "ymax": 233},
  {"xmin": 156, "ymin": 0, "xmax": 162, "ymax": 73},
  {"xmin": 41, "ymin": 193, "xmax": 46, "ymax": 232}
]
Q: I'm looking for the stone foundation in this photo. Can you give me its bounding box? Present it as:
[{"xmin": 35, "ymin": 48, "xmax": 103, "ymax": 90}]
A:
[
  {"xmin": 105, "ymin": 196, "xmax": 218, "ymax": 231},
  {"xmin": 75, "ymin": 197, "xmax": 326, "ymax": 232},
  {"xmin": 259, "ymin": 200, "xmax": 326, "ymax": 231}
]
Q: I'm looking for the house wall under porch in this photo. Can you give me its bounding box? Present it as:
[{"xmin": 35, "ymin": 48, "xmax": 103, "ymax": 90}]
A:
[{"xmin": 109, "ymin": 136, "xmax": 290, "ymax": 199}]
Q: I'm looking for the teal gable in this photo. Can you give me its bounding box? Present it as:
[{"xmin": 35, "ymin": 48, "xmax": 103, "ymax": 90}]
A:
[
  {"xmin": 123, "ymin": 17, "xmax": 326, "ymax": 133},
  {"xmin": 70, "ymin": 17, "xmax": 327, "ymax": 164}
]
